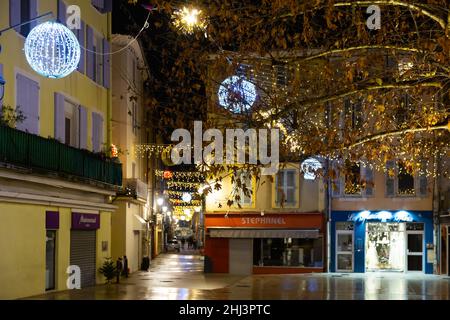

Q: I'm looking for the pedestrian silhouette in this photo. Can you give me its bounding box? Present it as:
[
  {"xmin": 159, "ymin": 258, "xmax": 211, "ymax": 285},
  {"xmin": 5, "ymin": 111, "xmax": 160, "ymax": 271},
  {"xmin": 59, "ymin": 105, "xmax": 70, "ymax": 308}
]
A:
[
  {"xmin": 116, "ymin": 257, "xmax": 123, "ymax": 283},
  {"xmin": 123, "ymin": 255, "xmax": 129, "ymax": 278}
]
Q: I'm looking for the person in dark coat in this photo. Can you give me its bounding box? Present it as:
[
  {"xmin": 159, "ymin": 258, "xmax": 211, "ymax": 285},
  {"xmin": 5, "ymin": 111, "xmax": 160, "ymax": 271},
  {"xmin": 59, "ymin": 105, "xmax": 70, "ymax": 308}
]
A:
[
  {"xmin": 122, "ymin": 255, "xmax": 129, "ymax": 278},
  {"xmin": 116, "ymin": 257, "xmax": 123, "ymax": 283}
]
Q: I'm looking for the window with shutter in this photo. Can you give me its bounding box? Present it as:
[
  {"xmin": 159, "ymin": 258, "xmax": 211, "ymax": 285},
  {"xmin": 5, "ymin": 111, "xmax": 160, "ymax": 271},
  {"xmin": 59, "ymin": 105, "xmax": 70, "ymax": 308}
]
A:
[
  {"xmin": 398, "ymin": 161, "xmax": 415, "ymax": 196},
  {"xmin": 17, "ymin": 0, "xmax": 37, "ymax": 37},
  {"xmin": 275, "ymin": 170, "xmax": 297, "ymax": 205},
  {"xmin": 54, "ymin": 93, "xmax": 65, "ymax": 143},
  {"xmin": 74, "ymin": 21, "xmax": 86, "ymax": 73}
]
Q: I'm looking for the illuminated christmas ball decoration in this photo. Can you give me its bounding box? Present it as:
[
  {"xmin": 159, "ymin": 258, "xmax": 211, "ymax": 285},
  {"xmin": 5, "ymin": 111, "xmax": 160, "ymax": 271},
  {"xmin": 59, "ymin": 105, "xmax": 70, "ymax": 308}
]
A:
[
  {"xmin": 24, "ymin": 21, "xmax": 81, "ymax": 79},
  {"xmin": 301, "ymin": 158, "xmax": 323, "ymax": 180},
  {"xmin": 218, "ymin": 76, "xmax": 257, "ymax": 113},
  {"xmin": 172, "ymin": 6, "xmax": 207, "ymax": 34},
  {"xmin": 163, "ymin": 170, "xmax": 174, "ymax": 179},
  {"xmin": 182, "ymin": 193, "xmax": 192, "ymax": 203}
]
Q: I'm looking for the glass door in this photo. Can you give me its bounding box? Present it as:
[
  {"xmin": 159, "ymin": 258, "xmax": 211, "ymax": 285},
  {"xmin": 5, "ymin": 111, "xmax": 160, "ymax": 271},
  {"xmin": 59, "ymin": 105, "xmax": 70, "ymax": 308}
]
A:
[
  {"xmin": 45, "ymin": 230, "xmax": 56, "ymax": 291},
  {"xmin": 406, "ymin": 232, "xmax": 423, "ymax": 272},
  {"xmin": 336, "ymin": 231, "xmax": 353, "ymax": 272}
]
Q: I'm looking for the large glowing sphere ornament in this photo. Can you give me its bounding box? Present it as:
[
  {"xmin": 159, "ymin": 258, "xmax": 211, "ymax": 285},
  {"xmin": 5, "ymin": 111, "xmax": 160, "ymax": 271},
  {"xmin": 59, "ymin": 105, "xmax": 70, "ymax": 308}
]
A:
[
  {"xmin": 24, "ymin": 21, "xmax": 81, "ymax": 79},
  {"xmin": 218, "ymin": 76, "xmax": 257, "ymax": 114},
  {"xmin": 301, "ymin": 157, "xmax": 323, "ymax": 180}
]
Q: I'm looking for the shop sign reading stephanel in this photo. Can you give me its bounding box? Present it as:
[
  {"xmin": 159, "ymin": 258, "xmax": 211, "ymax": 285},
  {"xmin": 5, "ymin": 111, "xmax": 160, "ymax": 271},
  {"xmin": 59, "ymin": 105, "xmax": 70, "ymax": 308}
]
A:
[{"xmin": 241, "ymin": 217, "xmax": 286, "ymax": 225}]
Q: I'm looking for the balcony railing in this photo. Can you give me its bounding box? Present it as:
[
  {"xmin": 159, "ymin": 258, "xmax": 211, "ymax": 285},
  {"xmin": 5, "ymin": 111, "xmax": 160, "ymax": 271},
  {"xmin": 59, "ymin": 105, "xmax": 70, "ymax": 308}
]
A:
[{"xmin": 0, "ymin": 125, "xmax": 122, "ymax": 187}]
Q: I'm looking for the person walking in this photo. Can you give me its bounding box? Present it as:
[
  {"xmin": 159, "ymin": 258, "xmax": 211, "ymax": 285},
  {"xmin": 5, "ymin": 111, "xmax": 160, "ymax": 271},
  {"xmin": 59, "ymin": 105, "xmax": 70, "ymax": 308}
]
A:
[
  {"xmin": 122, "ymin": 255, "xmax": 129, "ymax": 278},
  {"xmin": 116, "ymin": 257, "xmax": 123, "ymax": 284},
  {"xmin": 181, "ymin": 238, "xmax": 185, "ymax": 251}
]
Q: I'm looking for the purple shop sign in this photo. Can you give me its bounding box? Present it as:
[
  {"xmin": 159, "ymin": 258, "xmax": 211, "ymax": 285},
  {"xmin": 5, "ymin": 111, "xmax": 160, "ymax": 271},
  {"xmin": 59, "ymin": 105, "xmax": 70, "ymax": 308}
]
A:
[
  {"xmin": 46, "ymin": 211, "xmax": 60, "ymax": 229},
  {"xmin": 72, "ymin": 213, "xmax": 100, "ymax": 230}
]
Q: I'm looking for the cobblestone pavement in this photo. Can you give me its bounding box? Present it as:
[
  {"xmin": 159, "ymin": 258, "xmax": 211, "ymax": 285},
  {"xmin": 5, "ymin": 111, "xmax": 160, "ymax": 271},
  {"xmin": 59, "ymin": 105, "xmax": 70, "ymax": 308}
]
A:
[{"xmin": 27, "ymin": 253, "xmax": 450, "ymax": 300}]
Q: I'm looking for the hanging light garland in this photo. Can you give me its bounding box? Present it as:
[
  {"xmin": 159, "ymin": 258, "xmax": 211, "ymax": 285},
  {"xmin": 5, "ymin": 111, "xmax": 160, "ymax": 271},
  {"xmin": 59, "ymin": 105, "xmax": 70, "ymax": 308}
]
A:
[
  {"xmin": 155, "ymin": 170, "xmax": 205, "ymax": 179},
  {"xmin": 24, "ymin": 21, "xmax": 81, "ymax": 79}
]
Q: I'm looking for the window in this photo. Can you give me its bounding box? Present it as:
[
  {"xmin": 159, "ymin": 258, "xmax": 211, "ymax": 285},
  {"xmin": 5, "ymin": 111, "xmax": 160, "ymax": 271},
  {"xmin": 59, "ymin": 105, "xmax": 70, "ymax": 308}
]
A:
[
  {"xmin": 64, "ymin": 100, "xmax": 79, "ymax": 148},
  {"xmin": 275, "ymin": 170, "xmax": 296, "ymax": 205},
  {"xmin": 333, "ymin": 161, "xmax": 374, "ymax": 198},
  {"xmin": 253, "ymin": 238, "xmax": 323, "ymax": 267},
  {"xmin": 344, "ymin": 161, "xmax": 361, "ymax": 196},
  {"xmin": 386, "ymin": 160, "xmax": 424, "ymax": 197},
  {"xmin": 233, "ymin": 171, "xmax": 252, "ymax": 206},
  {"xmin": 398, "ymin": 161, "xmax": 415, "ymax": 195}
]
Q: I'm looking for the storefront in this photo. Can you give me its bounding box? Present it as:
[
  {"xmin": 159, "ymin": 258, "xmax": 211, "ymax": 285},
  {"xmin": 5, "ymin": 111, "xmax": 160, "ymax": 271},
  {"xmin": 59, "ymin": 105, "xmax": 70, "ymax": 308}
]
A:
[
  {"xmin": 330, "ymin": 210, "xmax": 434, "ymax": 274},
  {"xmin": 205, "ymin": 213, "xmax": 325, "ymax": 274},
  {"xmin": 70, "ymin": 212, "xmax": 100, "ymax": 288}
]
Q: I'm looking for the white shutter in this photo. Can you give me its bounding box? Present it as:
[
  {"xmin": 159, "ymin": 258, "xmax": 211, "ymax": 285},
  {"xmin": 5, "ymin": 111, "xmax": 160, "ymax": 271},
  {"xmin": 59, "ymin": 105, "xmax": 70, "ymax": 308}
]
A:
[
  {"xmin": 54, "ymin": 93, "xmax": 65, "ymax": 143},
  {"xmin": 79, "ymin": 106, "xmax": 87, "ymax": 149}
]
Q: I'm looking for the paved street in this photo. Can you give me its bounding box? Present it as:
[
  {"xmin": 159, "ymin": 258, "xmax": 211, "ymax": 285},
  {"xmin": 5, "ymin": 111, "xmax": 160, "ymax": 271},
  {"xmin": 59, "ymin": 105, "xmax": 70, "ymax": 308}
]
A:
[{"xmin": 26, "ymin": 252, "xmax": 450, "ymax": 300}]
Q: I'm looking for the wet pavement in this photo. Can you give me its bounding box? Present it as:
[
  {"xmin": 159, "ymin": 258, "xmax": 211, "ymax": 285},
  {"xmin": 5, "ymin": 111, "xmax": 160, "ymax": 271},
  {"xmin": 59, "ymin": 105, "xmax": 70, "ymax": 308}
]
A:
[{"xmin": 27, "ymin": 252, "xmax": 450, "ymax": 300}]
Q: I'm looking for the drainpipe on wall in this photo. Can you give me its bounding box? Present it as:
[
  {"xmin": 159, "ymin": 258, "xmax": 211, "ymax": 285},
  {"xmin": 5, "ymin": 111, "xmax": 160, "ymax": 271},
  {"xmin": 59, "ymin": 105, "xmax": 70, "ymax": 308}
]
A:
[
  {"xmin": 325, "ymin": 159, "xmax": 332, "ymax": 273},
  {"xmin": 433, "ymin": 153, "xmax": 441, "ymax": 275},
  {"xmin": 106, "ymin": 12, "xmax": 112, "ymax": 147}
]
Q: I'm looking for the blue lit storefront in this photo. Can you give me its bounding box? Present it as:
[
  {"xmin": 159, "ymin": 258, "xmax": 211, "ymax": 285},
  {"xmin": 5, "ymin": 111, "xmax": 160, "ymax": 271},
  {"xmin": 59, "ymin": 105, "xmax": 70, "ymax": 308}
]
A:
[{"xmin": 330, "ymin": 210, "xmax": 433, "ymax": 274}]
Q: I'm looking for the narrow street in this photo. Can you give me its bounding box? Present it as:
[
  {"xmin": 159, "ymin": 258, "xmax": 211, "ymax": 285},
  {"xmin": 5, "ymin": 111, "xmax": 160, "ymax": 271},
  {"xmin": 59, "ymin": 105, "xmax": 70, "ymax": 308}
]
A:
[{"xmin": 27, "ymin": 252, "xmax": 450, "ymax": 300}]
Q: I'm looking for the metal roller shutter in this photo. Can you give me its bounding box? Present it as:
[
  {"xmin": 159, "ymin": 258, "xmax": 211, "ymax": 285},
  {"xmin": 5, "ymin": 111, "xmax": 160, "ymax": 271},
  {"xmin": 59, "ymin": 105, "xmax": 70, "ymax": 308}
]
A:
[{"xmin": 70, "ymin": 230, "xmax": 97, "ymax": 288}]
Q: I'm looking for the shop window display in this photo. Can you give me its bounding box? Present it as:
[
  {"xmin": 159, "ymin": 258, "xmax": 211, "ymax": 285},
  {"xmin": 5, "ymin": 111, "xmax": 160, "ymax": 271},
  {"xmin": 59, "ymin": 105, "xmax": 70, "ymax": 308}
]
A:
[{"xmin": 253, "ymin": 238, "xmax": 323, "ymax": 267}]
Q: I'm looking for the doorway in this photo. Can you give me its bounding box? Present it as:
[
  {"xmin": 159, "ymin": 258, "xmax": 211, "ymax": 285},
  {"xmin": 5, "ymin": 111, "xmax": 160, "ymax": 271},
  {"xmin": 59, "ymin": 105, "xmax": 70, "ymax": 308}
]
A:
[
  {"xmin": 405, "ymin": 223, "xmax": 424, "ymax": 272},
  {"xmin": 336, "ymin": 230, "xmax": 353, "ymax": 272},
  {"xmin": 365, "ymin": 223, "xmax": 405, "ymax": 272}
]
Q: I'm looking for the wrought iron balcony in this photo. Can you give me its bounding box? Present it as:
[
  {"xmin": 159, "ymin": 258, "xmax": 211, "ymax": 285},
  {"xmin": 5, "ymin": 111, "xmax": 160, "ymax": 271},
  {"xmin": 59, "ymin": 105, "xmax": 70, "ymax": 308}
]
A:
[
  {"xmin": 0, "ymin": 125, "xmax": 122, "ymax": 187},
  {"xmin": 120, "ymin": 178, "xmax": 148, "ymax": 201}
]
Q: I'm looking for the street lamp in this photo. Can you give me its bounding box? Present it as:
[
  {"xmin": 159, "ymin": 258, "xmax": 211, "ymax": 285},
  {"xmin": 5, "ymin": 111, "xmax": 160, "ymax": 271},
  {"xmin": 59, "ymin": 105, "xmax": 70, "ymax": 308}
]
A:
[
  {"xmin": 157, "ymin": 197, "xmax": 164, "ymax": 206},
  {"xmin": 162, "ymin": 206, "xmax": 168, "ymax": 213}
]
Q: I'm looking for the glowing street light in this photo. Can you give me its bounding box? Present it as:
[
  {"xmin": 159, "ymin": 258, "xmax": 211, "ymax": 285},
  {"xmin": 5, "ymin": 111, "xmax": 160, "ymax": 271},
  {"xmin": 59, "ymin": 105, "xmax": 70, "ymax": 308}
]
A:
[
  {"xmin": 157, "ymin": 197, "xmax": 164, "ymax": 206},
  {"xmin": 162, "ymin": 206, "xmax": 168, "ymax": 213}
]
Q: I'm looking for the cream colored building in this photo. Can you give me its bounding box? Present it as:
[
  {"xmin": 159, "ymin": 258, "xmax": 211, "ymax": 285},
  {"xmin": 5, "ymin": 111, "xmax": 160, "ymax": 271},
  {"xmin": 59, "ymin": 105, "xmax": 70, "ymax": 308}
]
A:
[
  {"xmin": 0, "ymin": 0, "xmax": 120, "ymax": 299},
  {"xmin": 110, "ymin": 35, "xmax": 151, "ymax": 273}
]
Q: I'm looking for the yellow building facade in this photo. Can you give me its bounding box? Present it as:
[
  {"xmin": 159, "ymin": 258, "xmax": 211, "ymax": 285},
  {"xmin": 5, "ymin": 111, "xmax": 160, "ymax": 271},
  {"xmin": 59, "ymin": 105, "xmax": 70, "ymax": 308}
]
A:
[{"xmin": 0, "ymin": 0, "xmax": 120, "ymax": 299}]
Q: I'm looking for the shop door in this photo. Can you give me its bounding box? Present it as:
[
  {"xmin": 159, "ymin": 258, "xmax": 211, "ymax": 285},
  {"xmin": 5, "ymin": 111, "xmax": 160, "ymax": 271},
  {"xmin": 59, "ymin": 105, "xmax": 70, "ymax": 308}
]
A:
[
  {"xmin": 70, "ymin": 230, "xmax": 97, "ymax": 288},
  {"xmin": 406, "ymin": 232, "xmax": 423, "ymax": 272},
  {"xmin": 336, "ymin": 230, "xmax": 353, "ymax": 272}
]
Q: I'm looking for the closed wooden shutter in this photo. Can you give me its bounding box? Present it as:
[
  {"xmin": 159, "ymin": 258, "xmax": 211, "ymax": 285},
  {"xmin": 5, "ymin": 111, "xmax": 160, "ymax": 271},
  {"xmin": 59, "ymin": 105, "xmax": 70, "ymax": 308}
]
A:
[
  {"xmin": 29, "ymin": 0, "xmax": 38, "ymax": 30},
  {"xmin": 54, "ymin": 93, "xmax": 65, "ymax": 143},
  {"xmin": 331, "ymin": 161, "xmax": 341, "ymax": 197},
  {"xmin": 16, "ymin": 74, "xmax": 39, "ymax": 135},
  {"xmin": 79, "ymin": 106, "xmax": 87, "ymax": 149},
  {"xmin": 363, "ymin": 165, "xmax": 374, "ymax": 197},
  {"xmin": 386, "ymin": 160, "xmax": 396, "ymax": 197},
  {"xmin": 9, "ymin": 0, "xmax": 21, "ymax": 32},
  {"xmin": 57, "ymin": 0, "xmax": 67, "ymax": 24},
  {"xmin": 77, "ymin": 21, "xmax": 86, "ymax": 73},
  {"xmin": 70, "ymin": 230, "xmax": 97, "ymax": 288},
  {"xmin": 86, "ymin": 26, "xmax": 95, "ymax": 80}
]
